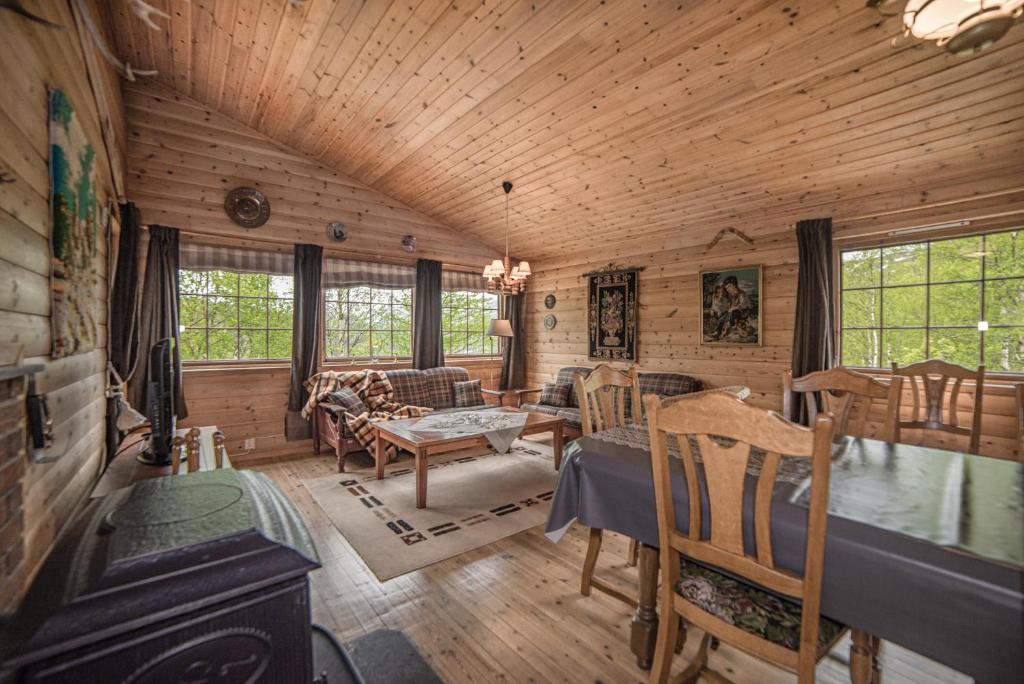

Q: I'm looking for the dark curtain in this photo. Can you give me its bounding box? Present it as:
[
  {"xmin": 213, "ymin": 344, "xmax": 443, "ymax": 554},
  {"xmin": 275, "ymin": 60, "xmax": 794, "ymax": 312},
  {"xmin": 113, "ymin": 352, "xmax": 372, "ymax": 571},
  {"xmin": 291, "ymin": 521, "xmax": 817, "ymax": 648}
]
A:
[
  {"xmin": 128, "ymin": 225, "xmax": 187, "ymax": 420},
  {"xmin": 791, "ymin": 217, "xmax": 835, "ymax": 424},
  {"xmin": 500, "ymin": 294, "xmax": 526, "ymax": 390},
  {"xmin": 285, "ymin": 244, "xmax": 323, "ymax": 440},
  {"xmin": 412, "ymin": 258, "xmax": 444, "ymax": 370},
  {"xmin": 106, "ymin": 203, "xmax": 142, "ymax": 464}
]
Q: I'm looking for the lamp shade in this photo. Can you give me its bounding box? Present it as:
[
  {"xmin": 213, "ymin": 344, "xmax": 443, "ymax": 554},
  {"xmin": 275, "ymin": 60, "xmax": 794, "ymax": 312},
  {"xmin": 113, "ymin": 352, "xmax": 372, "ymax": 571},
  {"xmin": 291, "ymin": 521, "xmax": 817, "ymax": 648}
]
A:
[
  {"xmin": 516, "ymin": 261, "xmax": 531, "ymax": 276},
  {"xmin": 486, "ymin": 318, "xmax": 514, "ymax": 337}
]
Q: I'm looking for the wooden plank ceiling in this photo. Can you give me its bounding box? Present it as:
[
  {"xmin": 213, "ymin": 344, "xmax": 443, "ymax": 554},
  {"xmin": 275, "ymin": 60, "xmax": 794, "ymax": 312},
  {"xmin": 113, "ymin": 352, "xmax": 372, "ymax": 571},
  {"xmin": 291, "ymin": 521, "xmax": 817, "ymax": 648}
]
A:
[{"xmin": 102, "ymin": 0, "xmax": 1024, "ymax": 261}]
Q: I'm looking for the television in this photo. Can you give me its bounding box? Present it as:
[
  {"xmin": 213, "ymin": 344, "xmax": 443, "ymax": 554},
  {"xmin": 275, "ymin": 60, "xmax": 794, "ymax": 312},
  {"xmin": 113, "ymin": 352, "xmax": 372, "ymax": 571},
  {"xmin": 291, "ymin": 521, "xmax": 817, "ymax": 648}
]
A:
[{"xmin": 138, "ymin": 338, "xmax": 176, "ymax": 466}]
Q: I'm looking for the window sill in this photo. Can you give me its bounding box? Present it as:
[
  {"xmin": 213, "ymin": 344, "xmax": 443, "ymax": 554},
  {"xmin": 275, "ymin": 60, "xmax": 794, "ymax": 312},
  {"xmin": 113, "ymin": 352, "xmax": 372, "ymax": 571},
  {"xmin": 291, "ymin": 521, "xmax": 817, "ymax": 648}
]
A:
[{"xmin": 847, "ymin": 366, "xmax": 1023, "ymax": 387}]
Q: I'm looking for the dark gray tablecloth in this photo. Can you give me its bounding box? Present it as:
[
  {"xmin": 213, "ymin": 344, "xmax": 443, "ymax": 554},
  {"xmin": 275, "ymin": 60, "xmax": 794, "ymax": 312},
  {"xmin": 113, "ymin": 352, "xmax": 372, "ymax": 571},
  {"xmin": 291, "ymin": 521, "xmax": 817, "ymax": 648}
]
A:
[{"xmin": 545, "ymin": 435, "xmax": 1024, "ymax": 684}]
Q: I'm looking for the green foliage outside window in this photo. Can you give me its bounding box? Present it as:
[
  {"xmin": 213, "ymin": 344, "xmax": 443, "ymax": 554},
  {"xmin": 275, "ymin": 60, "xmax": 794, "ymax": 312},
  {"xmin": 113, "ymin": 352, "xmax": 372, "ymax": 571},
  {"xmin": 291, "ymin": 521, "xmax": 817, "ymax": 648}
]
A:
[
  {"xmin": 442, "ymin": 290, "xmax": 499, "ymax": 356},
  {"xmin": 179, "ymin": 270, "xmax": 294, "ymax": 361},
  {"xmin": 324, "ymin": 287, "xmax": 413, "ymax": 359},
  {"xmin": 840, "ymin": 230, "xmax": 1023, "ymax": 372}
]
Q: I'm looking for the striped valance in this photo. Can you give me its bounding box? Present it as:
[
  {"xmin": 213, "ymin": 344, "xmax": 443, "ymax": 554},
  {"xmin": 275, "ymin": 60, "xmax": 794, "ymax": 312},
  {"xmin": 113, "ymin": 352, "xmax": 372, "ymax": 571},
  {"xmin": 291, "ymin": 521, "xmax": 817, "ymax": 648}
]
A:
[
  {"xmin": 322, "ymin": 257, "xmax": 415, "ymax": 290},
  {"xmin": 180, "ymin": 242, "xmax": 292, "ymax": 275},
  {"xmin": 442, "ymin": 269, "xmax": 489, "ymax": 293}
]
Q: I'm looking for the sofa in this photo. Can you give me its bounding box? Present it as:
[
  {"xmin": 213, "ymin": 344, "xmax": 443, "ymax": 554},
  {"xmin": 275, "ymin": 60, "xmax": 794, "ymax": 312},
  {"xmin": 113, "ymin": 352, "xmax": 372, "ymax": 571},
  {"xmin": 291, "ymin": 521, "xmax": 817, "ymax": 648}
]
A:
[
  {"xmin": 519, "ymin": 366, "xmax": 703, "ymax": 437},
  {"xmin": 313, "ymin": 367, "xmax": 499, "ymax": 471}
]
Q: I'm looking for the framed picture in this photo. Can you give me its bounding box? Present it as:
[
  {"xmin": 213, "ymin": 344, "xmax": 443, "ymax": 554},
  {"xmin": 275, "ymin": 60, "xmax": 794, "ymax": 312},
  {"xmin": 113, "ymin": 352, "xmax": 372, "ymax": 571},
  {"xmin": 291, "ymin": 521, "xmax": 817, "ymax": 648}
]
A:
[
  {"xmin": 587, "ymin": 268, "xmax": 639, "ymax": 361},
  {"xmin": 700, "ymin": 265, "xmax": 762, "ymax": 346}
]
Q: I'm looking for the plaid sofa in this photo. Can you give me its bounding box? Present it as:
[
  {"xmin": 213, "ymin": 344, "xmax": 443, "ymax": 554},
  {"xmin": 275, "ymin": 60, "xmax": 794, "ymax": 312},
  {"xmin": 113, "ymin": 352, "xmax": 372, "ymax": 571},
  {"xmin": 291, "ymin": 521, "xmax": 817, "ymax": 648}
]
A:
[
  {"xmin": 521, "ymin": 366, "xmax": 703, "ymax": 433},
  {"xmin": 313, "ymin": 367, "xmax": 492, "ymax": 471}
]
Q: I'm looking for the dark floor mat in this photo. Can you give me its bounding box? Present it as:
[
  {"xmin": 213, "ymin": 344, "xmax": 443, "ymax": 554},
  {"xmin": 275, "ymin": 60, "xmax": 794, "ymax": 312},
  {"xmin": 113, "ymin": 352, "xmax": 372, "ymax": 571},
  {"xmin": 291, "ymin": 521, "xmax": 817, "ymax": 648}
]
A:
[{"xmin": 344, "ymin": 629, "xmax": 443, "ymax": 684}]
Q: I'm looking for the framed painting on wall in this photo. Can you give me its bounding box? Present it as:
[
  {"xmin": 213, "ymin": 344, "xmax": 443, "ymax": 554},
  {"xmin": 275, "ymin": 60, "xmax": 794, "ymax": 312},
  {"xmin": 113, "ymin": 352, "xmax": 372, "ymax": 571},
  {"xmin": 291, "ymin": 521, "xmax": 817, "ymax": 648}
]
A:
[
  {"xmin": 700, "ymin": 265, "xmax": 763, "ymax": 346},
  {"xmin": 587, "ymin": 268, "xmax": 639, "ymax": 361}
]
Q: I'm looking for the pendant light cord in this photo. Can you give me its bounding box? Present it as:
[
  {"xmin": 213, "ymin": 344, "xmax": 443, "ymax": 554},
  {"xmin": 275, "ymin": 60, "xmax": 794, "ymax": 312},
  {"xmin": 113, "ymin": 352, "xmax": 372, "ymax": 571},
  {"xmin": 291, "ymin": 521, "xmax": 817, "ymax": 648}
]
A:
[{"xmin": 505, "ymin": 190, "xmax": 510, "ymax": 258}]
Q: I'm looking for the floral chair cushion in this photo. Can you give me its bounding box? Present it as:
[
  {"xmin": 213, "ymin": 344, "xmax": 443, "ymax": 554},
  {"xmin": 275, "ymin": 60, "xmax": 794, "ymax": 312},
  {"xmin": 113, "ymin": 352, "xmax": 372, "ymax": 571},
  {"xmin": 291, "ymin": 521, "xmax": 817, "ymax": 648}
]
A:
[{"xmin": 676, "ymin": 560, "xmax": 845, "ymax": 654}]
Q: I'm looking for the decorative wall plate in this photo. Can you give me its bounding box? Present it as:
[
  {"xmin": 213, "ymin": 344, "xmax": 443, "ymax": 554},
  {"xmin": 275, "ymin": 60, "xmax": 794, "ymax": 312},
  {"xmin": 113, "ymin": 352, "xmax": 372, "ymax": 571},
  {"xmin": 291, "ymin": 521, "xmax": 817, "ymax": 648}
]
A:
[
  {"xmin": 224, "ymin": 187, "xmax": 270, "ymax": 228},
  {"xmin": 544, "ymin": 294, "xmax": 556, "ymax": 309},
  {"xmin": 543, "ymin": 314, "xmax": 557, "ymax": 330},
  {"xmin": 326, "ymin": 221, "xmax": 348, "ymax": 242}
]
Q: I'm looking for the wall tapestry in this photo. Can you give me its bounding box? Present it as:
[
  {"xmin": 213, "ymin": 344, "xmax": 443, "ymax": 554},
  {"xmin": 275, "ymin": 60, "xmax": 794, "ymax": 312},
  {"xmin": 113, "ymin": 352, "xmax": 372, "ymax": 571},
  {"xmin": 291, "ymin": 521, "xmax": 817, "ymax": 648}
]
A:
[
  {"xmin": 700, "ymin": 265, "xmax": 763, "ymax": 346},
  {"xmin": 587, "ymin": 268, "xmax": 639, "ymax": 361},
  {"xmin": 49, "ymin": 89, "xmax": 103, "ymax": 358}
]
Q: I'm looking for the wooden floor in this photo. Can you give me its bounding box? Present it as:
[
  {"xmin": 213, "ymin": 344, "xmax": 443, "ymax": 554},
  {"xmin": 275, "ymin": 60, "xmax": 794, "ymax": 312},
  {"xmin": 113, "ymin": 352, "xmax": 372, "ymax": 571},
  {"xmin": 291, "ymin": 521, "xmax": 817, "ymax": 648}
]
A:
[{"xmin": 249, "ymin": 437, "xmax": 970, "ymax": 684}]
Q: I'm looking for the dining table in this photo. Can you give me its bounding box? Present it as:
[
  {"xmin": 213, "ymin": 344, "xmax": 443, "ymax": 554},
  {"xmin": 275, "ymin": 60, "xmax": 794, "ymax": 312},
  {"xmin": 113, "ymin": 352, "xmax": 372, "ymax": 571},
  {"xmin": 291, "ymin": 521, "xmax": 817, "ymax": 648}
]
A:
[{"xmin": 544, "ymin": 426, "xmax": 1024, "ymax": 684}]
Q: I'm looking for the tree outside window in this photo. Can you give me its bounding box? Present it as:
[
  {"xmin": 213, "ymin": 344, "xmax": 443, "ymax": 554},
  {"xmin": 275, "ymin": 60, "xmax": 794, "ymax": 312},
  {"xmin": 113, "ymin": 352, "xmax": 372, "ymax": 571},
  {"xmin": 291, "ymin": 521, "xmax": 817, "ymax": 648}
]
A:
[
  {"xmin": 840, "ymin": 230, "xmax": 1023, "ymax": 372},
  {"xmin": 443, "ymin": 290, "xmax": 500, "ymax": 356},
  {"xmin": 179, "ymin": 270, "xmax": 294, "ymax": 361},
  {"xmin": 324, "ymin": 287, "xmax": 412, "ymax": 360}
]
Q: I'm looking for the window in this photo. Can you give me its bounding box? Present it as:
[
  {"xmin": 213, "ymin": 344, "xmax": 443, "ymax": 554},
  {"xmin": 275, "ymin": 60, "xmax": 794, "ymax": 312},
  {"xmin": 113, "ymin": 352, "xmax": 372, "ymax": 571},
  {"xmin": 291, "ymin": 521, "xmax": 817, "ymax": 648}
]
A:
[
  {"xmin": 840, "ymin": 230, "xmax": 1023, "ymax": 372},
  {"xmin": 442, "ymin": 290, "xmax": 500, "ymax": 356},
  {"xmin": 179, "ymin": 270, "xmax": 294, "ymax": 361},
  {"xmin": 324, "ymin": 287, "xmax": 413, "ymax": 360}
]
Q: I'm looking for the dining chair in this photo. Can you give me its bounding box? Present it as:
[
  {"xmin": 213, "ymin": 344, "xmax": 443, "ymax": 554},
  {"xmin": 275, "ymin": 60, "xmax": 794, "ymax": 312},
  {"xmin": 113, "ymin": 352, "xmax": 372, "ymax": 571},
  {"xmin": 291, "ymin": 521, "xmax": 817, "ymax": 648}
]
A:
[
  {"xmin": 783, "ymin": 367, "xmax": 903, "ymax": 442},
  {"xmin": 644, "ymin": 391, "xmax": 847, "ymax": 683},
  {"xmin": 891, "ymin": 360, "xmax": 985, "ymax": 454},
  {"xmin": 575, "ymin": 364, "xmax": 643, "ymax": 606}
]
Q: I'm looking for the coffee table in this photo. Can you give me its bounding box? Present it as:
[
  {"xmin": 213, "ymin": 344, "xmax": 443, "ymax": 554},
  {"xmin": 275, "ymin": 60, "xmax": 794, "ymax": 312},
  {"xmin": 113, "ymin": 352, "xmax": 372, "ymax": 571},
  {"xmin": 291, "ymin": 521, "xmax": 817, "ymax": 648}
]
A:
[{"xmin": 371, "ymin": 408, "xmax": 565, "ymax": 509}]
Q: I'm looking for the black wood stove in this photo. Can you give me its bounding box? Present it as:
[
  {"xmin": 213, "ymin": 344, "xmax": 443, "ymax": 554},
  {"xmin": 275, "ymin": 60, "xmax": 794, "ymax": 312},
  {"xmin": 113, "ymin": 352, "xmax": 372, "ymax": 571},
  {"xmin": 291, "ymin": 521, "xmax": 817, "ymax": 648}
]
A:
[{"xmin": 0, "ymin": 469, "xmax": 330, "ymax": 683}]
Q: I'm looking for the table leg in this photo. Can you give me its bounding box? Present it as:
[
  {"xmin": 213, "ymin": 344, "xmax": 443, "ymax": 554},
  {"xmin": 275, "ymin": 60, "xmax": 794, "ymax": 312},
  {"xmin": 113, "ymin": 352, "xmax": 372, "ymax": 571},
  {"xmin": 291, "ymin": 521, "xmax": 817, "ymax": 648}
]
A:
[
  {"xmin": 415, "ymin": 448, "xmax": 428, "ymax": 509},
  {"xmin": 630, "ymin": 543, "xmax": 660, "ymax": 669},
  {"xmin": 552, "ymin": 424, "xmax": 564, "ymax": 470},
  {"xmin": 850, "ymin": 629, "xmax": 881, "ymax": 684},
  {"xmin": 374, "ymin": 430, "xmax": 385, "ymax": 480}
]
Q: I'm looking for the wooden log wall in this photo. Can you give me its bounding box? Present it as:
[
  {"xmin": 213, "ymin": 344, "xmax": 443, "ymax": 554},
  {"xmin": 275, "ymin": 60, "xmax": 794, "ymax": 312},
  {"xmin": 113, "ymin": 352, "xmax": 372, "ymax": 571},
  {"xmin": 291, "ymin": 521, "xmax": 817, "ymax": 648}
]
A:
[
  {"xmin": 525, "ymin": 200, "xmax": 1023, "ymax": 460},
  {"xmin": 0, "ymin": 0, "xmax": 127, "ymax": 607},
  {"xmin": 180, "ymin": 359, "xmax": 502, "ymax": 467}
]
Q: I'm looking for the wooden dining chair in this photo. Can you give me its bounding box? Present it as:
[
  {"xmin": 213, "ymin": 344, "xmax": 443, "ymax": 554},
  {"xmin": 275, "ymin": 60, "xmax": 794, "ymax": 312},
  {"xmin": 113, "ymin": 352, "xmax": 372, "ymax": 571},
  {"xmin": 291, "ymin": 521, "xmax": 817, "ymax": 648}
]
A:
[
  {"xmin": 576, "ymin": 364, "xmax": 643, "ymax": 606},
  {"xmin": 783, "ymin": 367, "xmax": 904, "ymax": 442},
  {"xmin": 891, "ymin": 360, "xmax": 985, "ymax": 454},
  {"xmin": 1015, "ymin": 383, "xmax": 1024, "ymax": 461},
  {"xmin": 645, "ymin": 391, "xmax": 846, "ymax": 683}
]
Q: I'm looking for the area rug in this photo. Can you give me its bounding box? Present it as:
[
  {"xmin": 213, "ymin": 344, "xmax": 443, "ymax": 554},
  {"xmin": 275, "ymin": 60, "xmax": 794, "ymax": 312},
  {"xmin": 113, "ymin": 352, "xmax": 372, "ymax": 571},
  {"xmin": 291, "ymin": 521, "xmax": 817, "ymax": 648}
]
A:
[{"xmin": 302, "ymin": 440, "xmax": 557, "ymax": 581}]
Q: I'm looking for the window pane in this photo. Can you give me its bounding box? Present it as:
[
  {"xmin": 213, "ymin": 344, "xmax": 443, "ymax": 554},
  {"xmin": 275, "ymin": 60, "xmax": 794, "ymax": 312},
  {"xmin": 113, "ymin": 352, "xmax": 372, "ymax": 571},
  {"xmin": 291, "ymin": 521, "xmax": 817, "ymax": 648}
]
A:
[
  {"xmin": 841, "ymin": 329, "xmax": 880, "ymax": 367},
  {"xmin": 268, "ymin": 298, "xmax": 293, "ymax": 329},
  {"xmin": 268, "ymin": 330, "xmax": 292, "ymax": 359},
  {"xmin": 985, "ymin": 278, "xmax": 1024, "ymax": 325},
  {"xmin": 984, "ymin": 327, "xmax": 1024, "ymax": 372},
  {"xmin": 180, "ymin": 329, "xmax": 206, "ymax": 361},
  {"xmin": 239, "ymin": 330, "xmax": 267, "ymax": 359},
  {"xmin": 930, "ymin": 236, "xmax": 982, "ymax": 282},
  {"xmin": 370, "ymin": 304, "xmax": 389, "ymax": 330},
  {"xmin": 882, "ymin": 329, "xmax": 926, "ymax": 366},
  {"xmin": 239, "ymin": 273, "xmax": 269, "ymax": 297},
  {"xmin": 394, "ymin": 289, "xmax": 412, "ymax": 306},
  {"xmin": 371, "ymin": 288, "xmax": 391, "ymax": 304},
  {"xmin": 882, "ymin": 285, "xmax": 926, "ymax": 327},
  {"xmin": 841, "ymin": 249, "xmax": 880, "ymax": 289},
  {"xmin": 208, "ymin": 296, "xmax": 238, "ymax": 328},
  {"xmin": 349, "ymin": 331, "xmax": 371, "ymax": 357},
  {"xmin": 842, "ymin": 289, "xmax": 880, "ymax": 328},
  {"xmin": 324, "ymin": 330, "xmax": 347, "ymax": 359},
  {"xmin": 239, "ymin": 297, "xmax": 268, "ymax": 329},
  {"xmin": 394, "ymin": 306, "xmax": 411, "ymax": 331},
  {"xmin": 929, "ymin": 328, "xmax": 980, "ymax": 367},
  {"xmin": 269, "ymin": 275, "xmax": 294, "ymax": 298},
  {"xmin": 180, "ymin": 295, "xmax": 207, "ymax": 328},
  {"xmin": 349, "ymin": 286, "xmax": 371, "ymax": 303},
  {"xmin": 929, "ymin": 283, "xmax": 981, "ymax": 326},
  {"xmin": 208, "ymin": 271, "xmax": 239, "ymax": 296},
  {"xmin": 882, "ymin": 243, "xmax": 927, "ymax": 286},
  {"xmin": 349, "ymin": 302, "xmax": 371, "ymax": 329},
  {"xmin": 394, "ymin": 329, "xmax": 412, "ymax": 356},
  {"xmin": 208, "ymin": 330, "xmax": 238, "ymax": 360},
  {"xmin": 180, "ymin": 270, "xmax": 207, "ymax": 294},
  {"xmin": 985, "ymin": 231, "xmax": 1023, "ymax": 278}
]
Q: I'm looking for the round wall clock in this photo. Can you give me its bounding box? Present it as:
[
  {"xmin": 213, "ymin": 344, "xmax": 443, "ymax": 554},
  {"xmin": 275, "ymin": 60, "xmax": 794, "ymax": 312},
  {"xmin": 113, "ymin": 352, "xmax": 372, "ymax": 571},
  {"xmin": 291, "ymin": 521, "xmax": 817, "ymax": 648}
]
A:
[
  {"xmin": 544, "ymin": 294, "xmax": 556, "ymax": 309},
  {"xmin": 224, "ymin": 187, "xmax": 271, "ymax": 228},
  {"xmin": 543, "ymin": 314, "xmax": 557, "ymax": 330}
]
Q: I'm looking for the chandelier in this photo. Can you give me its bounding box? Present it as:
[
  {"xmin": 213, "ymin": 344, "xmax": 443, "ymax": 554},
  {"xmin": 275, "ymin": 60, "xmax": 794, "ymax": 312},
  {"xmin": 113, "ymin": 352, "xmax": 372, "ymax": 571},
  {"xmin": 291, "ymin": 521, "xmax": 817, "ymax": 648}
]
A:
[
  {"xmin": 482, "ymin": 181, "xmax": 531, "ymax": 295},
  {"xmin": 868, "ymin": 1, "xmax": 1023, "ymax": 55}
]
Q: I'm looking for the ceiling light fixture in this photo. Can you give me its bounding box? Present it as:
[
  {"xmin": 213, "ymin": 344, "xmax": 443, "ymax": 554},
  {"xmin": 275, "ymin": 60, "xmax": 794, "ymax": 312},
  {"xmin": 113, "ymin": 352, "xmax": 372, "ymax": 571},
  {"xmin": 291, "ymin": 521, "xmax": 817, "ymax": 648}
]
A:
[
  {"xmin": 483, "ymin": 181, "xmax": 530, "ymax": 295},
  {"xmin": 868, "ymin": 1, "xmax": 1024, "ymax": 55}
]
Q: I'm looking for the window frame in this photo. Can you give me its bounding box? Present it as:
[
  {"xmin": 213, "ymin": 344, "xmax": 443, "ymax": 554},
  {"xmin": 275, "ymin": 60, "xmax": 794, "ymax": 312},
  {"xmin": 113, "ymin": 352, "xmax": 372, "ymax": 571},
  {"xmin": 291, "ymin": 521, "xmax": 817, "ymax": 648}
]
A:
[
  {"xmin": 321, "ymin": 285, "xmax": 415, "ymax": 362},
  {"xmin": 441, "ymin": 289, "xmax": 501, "ymax": 358},
  {"xmin": 178, "ymin": 268, "xmax": 295, "ymax": 364},
  {"xmin": 836, "ymin": 229, "xmax": 1023, "ymax": 376}
]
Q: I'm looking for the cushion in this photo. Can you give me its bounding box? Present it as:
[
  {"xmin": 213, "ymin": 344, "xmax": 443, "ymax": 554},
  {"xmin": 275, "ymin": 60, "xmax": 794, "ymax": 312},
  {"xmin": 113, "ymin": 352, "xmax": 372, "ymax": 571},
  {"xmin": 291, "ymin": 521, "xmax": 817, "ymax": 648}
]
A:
[
  {"xmin": 325, "ymin": 387, "xmax": 368, "ymax": 415},
  {"xmin": 676, "ymin": 560, "xmax": 844, "ymax": 654},
  {"xmin": 539, "ymin": 382, "xmax": 572, "ymax": 407},
  {"xmin": 519, "ymin": 403, "xmax": 561, "ymax": 418},
  {"xmin": 555, "ymin": 366, "xmax": 593, "ymax": 407},
  {"xmin": 386, "ymin": 369, "xmax": 431, "ymax": 407},
  {"xmin": 453, "ymin": 379, "xmax": 484, "ymax": 408},
  {"xmin": 423, "ymin": 367, "xmax": 471, "ymax": 409}
]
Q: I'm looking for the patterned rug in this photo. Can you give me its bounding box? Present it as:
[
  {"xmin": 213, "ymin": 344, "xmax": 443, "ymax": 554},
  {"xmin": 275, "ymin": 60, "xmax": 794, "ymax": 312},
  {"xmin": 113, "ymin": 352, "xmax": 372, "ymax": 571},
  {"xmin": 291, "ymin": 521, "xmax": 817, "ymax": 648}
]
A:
[{"xmin": 302, "ymin": 440, "xmax": 557, "ymax": 581}]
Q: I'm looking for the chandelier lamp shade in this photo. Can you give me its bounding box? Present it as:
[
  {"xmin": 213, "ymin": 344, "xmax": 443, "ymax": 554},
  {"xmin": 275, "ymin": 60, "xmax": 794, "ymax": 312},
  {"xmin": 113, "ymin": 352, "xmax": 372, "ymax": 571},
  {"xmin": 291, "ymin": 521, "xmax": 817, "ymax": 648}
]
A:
[
  {"xmin": 483, "ymin": 181, "xmax": 531, "ymax": 295},
  {"xmin": 868, "ymin": 0, "xmax": 1024, "ymax": 55}
]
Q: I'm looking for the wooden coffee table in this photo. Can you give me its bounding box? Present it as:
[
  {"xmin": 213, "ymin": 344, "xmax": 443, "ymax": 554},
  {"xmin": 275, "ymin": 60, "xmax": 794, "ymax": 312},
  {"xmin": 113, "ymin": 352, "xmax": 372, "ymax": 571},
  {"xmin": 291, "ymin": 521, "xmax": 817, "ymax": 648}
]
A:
[{"xmin": 371, "ymin": 408, "xmax": 564, "ymax": 509}]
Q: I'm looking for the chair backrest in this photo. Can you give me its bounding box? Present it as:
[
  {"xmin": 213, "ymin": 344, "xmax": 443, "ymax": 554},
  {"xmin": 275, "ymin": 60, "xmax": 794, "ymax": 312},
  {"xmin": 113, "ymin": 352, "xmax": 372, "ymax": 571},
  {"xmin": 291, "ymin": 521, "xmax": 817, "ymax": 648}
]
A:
[
  {"xmin": 891, "ymin": 359, "xmax": 985, "ymax": 454},
  {"xmin": 783, "ymin": 367, "xmax": 903, "ymax": 442},
  {"xmin": 1015, "ymin": 383, "xmax": 1024, "ymax": 461},
  {"xmin": 574, "ymin": 364, "xmax": 641, "ymax": 435},
  {"xmin": 645, "ymin": 391, "xmax": 834, "ymax": 670}
]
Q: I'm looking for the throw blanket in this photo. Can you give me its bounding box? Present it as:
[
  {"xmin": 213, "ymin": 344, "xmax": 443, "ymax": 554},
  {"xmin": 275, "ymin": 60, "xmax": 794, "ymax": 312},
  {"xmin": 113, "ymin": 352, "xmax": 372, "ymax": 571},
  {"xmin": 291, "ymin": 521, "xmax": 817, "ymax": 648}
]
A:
[{"xmin": 302, "ymin": 370, "xmax": 432, "ymax": 460}]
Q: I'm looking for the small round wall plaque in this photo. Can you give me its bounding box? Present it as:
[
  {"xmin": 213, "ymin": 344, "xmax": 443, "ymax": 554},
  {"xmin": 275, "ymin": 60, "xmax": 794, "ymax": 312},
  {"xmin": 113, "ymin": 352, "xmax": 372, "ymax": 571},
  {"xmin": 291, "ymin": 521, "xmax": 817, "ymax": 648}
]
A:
[
  {"xmin": 543, "ymin": 314, "xmax": 557, "ymax": 330},
  {"xmin": 544, "ymin": 294, "xmax": 556, "ymax": 309},
  {"xmin": 224, "ymin": 187, "xmax": 271, "ymax": 228}
]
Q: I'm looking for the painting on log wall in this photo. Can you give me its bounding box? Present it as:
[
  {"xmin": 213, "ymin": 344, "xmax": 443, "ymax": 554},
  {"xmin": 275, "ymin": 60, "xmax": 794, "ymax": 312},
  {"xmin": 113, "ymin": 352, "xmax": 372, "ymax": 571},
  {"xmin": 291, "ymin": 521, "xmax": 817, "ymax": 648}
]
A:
[
  {"xmin": 48, "ymin": 89, "xmax": 104, "ymax": 358},
  {"xmin": 700, "ymin": 265, "xmax": 763, "ymax": 347},
  {"xmin": 587, "ymin": 268, "xmax": 640, "ymax": 361}
]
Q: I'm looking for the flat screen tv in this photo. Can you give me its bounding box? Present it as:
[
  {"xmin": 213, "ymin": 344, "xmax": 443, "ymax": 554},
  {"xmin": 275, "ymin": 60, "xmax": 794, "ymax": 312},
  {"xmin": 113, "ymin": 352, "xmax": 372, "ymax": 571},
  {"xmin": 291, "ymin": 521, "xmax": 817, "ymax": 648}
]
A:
[{"xmin": 138, "ymin": 338, "xmax": 176, "ymax": 466}]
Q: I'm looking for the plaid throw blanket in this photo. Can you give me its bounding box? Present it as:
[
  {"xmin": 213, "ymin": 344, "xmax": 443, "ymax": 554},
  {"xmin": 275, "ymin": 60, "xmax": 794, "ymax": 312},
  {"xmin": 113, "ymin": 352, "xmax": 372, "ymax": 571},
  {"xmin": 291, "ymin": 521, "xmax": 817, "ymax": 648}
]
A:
[{"xmin": 302, "ymin": 370, "xmax": 432, "ymax": 460}]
